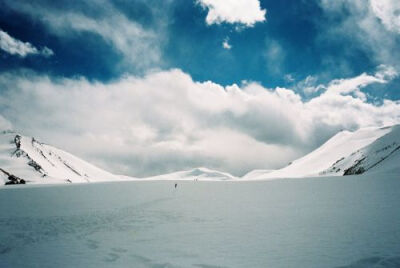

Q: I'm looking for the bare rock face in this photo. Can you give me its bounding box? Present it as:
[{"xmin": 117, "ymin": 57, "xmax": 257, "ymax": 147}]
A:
[
  {"xmin": 3, "ymin": 173, "xmax": 26, "ymax": 185},
  {"xmin": 14, "ymin": 134, "xmax": 21, "ymax": 149},
  {"xmin": 12, "ymin": 135, "xmax": 47, "ymax": 176}
]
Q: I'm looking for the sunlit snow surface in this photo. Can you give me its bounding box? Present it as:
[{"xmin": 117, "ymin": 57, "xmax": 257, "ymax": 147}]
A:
[{"xmin": 1, "ymin": 173, "xmax": 400, "ymax": 267}]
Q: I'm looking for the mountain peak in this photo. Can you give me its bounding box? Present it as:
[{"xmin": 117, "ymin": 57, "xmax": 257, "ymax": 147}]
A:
[{"xmin": 0, "ymin": 132, "xmax": 123, "ymax": 185}]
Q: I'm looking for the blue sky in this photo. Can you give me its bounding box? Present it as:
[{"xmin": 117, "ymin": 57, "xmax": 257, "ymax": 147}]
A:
[
  {"xmin": 1, "ymin": 0, "xmax": 398, "ymax": 93},
  {"xmin": 0, "ymin": 0, "xmax": 400, "ymax": 176}
]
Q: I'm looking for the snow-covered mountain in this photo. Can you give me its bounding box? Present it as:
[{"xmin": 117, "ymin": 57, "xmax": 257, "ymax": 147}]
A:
[
  {"xmin": 144, "ymin": 167, "xmax": 237, "ymax": 181},
  {"xmin": 0, "ymin": 130, "xmax": 235, "ymax": 185},
  {"xmin": 0, "ymin": 130, "xmax": 124, "ymax": 185},
  {"xmin": 1, "ymin": 124, "xmax": 399, "ymax": 185},
  {"xmin": 246, "ymin": 125, "xmax": 399, "ymax": 180},
  {"xmin": 321, "ymin": 125, "xmax": 400, "ymax": 176}
]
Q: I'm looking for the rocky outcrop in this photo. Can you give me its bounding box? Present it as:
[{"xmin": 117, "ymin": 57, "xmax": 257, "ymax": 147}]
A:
[{"xmin": 0, "ymin": 168, "xmax": 26, "ymax": 185}]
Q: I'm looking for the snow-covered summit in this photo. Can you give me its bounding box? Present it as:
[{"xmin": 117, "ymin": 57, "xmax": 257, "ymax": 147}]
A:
[
  {"xmin": 144, "ymin": 167, "xmax": 237, "ymax": 181},
  {"xmin": 0, "ymin": 130, "xmax": 123, "ymax": 185}
]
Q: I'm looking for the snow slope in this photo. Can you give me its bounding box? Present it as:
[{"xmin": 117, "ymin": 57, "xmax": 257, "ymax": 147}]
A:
[
  {"xmin": 242, "ymin": 169, "xmax": 274, "ymax": 180},
  {"xmin": 369, "ymin": 148, "xmax": 400, "ymax": 175},
  {"xmin": 322, "ymin": 125, "xmax": 400, "ymax": 176},
  {"xmin": 0, "ymin": 130, "xmax": 123, "ymax": 185},
  {"xmin": 246, "ymin": 126, "xmax": 394, "ymax": 180}
]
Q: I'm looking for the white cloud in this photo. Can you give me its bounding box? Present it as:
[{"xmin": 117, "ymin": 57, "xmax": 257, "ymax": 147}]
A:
[
  {"xmin": 370, "ymin": 0, "xmax": 400, "ymax": 33},
  {"xmin": 375, "ymin": 64, "xmax": 398, "ymax": 80},
  {"xmin": 318, "ymin": 0, "xmax": 400, "ymax": 71},
  {"xmin": 0, "ymin": 68, "xmax": 399, "ymax": 177},
  {"xmin": 297, "ymin": 75, "xmax": 323, "ymax": 95},
  {"xmin": 222, "ymin": 37, "xmax": 232, "ymax": 49},
  {"xmin": 298, "ymin": 65, "xmax": 398, "ymax": 99},
  {"xmin": 197, "ymin": 0, "xmax": 266, "ymax": 27},
  {"xmin": 1, "ymin": 0, "xmax": 161, "ymax": 69},
  {"xmin": 322, "ymin": 65, "xmax": 398, "ymax": 101},
  {"xmin": 327, "ymin": 73, "xmax": 383, "ymax": 95},
  {"xmin": 0, "ymin": 29, "xmax": 53, "ymax": 57}
]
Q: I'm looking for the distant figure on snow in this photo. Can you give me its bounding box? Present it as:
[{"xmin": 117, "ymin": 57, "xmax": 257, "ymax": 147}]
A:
[{"xmin": 174, "ymin": 183, "xmax": 177, "ymax": 189}]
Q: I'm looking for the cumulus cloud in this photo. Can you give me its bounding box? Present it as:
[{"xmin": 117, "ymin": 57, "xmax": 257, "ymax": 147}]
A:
[
  {"xmin": 0, "ymin": 29, "xmax": 53, "ymax": 57},
  {"xmin": 0, "ymin": 68, "xmax": 399, "ymax": 177},
  {"xmin": 197, "ymin": 0, "xmax": 266, "ymax": 27}
]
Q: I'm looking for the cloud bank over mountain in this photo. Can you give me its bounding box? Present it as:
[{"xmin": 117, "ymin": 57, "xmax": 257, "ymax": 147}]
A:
[
  {"xmin": 0, "ymin": 0, "xmax": 399, "ymax": 177},
  {"xmin": 0, "ymin": 67, "xmax": 399, "ymax": 177}
]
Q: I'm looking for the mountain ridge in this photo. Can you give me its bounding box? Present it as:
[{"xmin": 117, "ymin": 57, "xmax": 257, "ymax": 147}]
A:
[
  {"xmin": 1, "ymin": 124, "xmax": 399, "ymax": 185},
  {"xmin": 243, "ymin": 125, "xmax": 398, "ymax": 180},
  {"xmin": 0, "ymin": 130, "xmax": 122, "ymax": 185}
]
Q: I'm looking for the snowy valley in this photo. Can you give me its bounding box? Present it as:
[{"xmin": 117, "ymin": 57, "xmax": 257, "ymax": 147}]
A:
[{"xmin": 0, "ymin": 124, "xmax": 399, "ymax": 186}]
